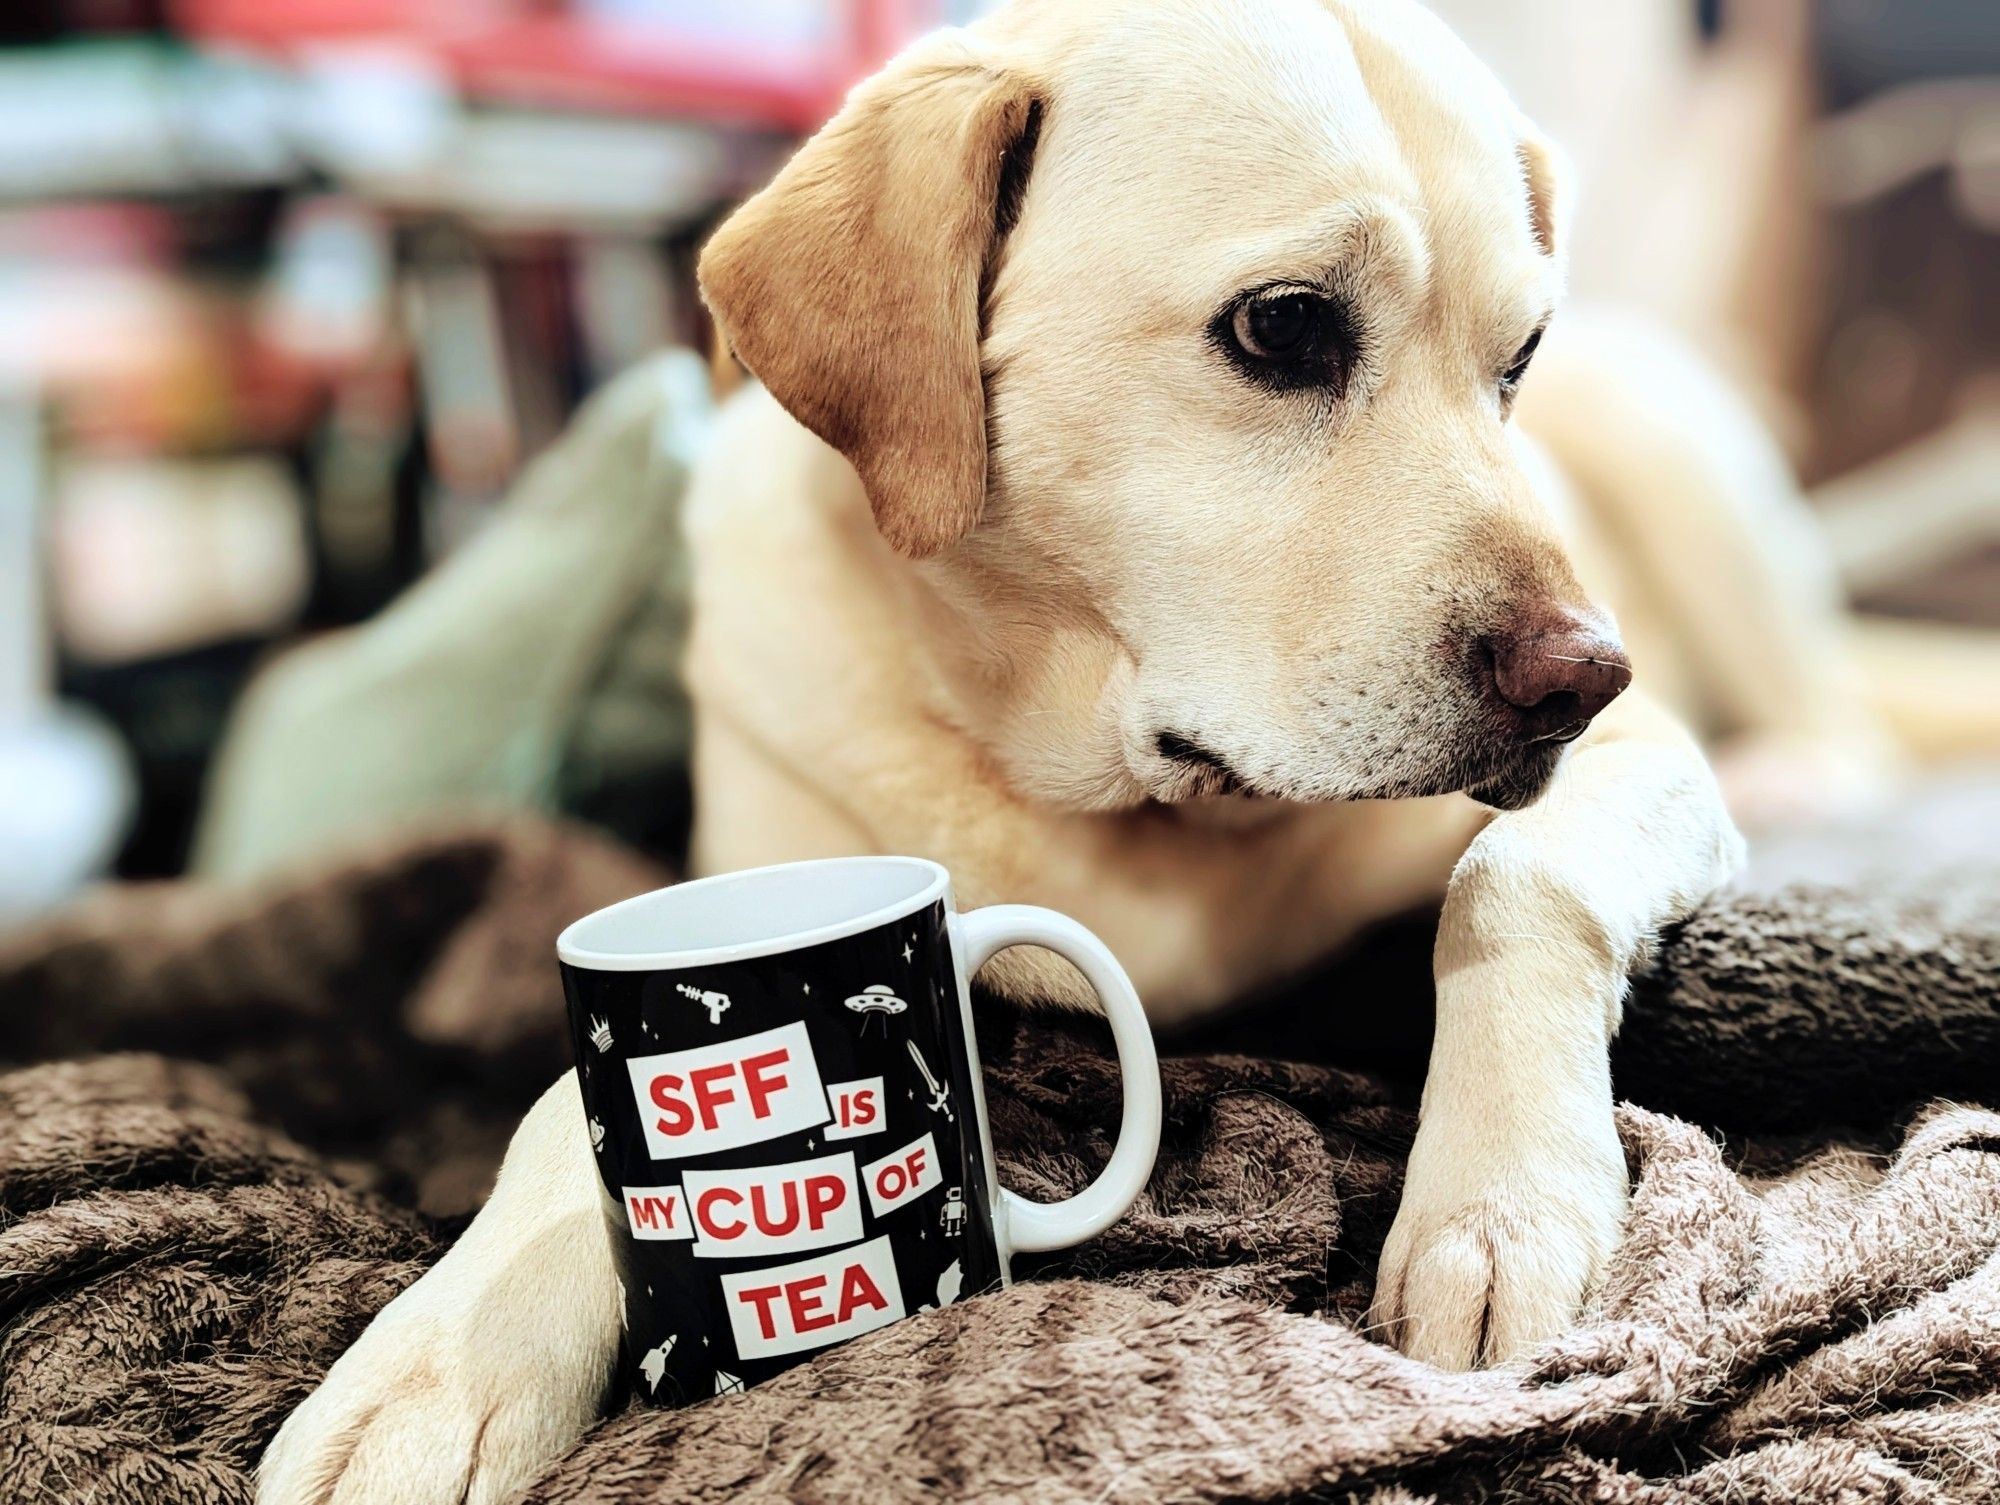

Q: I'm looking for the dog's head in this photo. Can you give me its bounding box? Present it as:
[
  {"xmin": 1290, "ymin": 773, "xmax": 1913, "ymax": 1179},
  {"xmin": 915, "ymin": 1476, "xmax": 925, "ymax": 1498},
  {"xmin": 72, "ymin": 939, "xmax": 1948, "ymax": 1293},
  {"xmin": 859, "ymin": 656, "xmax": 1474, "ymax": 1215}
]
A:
[{"xmin": 700, "ymin": 0, "xmax": 1629, "ymax": 813}]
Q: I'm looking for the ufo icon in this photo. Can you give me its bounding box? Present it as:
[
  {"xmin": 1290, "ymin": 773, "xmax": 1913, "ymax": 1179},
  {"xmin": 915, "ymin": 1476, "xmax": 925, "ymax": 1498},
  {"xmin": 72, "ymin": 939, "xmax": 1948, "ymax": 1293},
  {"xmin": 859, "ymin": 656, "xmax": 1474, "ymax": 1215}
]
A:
[{"xmin": 843, "ymin": 984, "xmax": 908, "ymax": 1034}]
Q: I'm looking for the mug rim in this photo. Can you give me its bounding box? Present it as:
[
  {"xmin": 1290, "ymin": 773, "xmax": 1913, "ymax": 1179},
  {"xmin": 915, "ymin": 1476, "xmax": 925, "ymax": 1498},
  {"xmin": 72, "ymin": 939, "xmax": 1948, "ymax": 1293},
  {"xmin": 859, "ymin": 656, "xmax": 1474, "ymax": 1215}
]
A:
[{"xmin": 556, "ymin": 855, "xmax": 951, "ymax": 972}]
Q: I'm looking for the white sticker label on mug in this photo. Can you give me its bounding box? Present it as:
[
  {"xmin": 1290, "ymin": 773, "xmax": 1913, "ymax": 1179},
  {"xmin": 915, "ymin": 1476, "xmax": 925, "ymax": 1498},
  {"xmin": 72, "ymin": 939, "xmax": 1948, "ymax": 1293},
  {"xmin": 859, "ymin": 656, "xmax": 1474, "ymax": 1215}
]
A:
[
  {"xmin": 682, "ymin": 1150, "xmax": 863, "ymax": 1259},
  {"xmin": 719, "ymin": 1234, "xmax": 907, "ymax": 1360},
  {"xmin": 621, "ymin": 1184, "xmax": 693, "ymax": 1241},
  {"xmin": 861, "ymin": 1132, "xmax": 942, "ymax": 1217},
  {"xmin": 823, "ymin": 1076, "xmax": 885, "ymax": 1141},
  {"xmin": 626, "ymin": 1021, "xmax": 831, "ymax": 1160}
]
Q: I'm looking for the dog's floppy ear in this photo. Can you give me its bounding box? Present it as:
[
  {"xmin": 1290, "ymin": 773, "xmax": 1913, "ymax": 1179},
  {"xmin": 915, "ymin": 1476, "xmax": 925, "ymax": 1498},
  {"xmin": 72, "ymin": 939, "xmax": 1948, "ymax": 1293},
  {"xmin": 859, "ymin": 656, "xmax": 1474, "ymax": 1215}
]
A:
[{"xmin": 699, "ymin": 38, "xmax": 1043, "ymax": 559}]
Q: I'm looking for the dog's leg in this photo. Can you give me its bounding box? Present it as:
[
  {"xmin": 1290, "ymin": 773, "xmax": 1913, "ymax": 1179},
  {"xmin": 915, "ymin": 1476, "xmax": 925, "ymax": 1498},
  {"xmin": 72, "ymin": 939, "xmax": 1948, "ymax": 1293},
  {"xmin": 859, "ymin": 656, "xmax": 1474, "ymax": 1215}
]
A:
[
  {"xmin": 258, "ymin": 1072, "xmax": 620, "ymax": 1505},
  {"xmin": 1369, "ymin": 691, "xmax": 1742, "ymax": 1368}
]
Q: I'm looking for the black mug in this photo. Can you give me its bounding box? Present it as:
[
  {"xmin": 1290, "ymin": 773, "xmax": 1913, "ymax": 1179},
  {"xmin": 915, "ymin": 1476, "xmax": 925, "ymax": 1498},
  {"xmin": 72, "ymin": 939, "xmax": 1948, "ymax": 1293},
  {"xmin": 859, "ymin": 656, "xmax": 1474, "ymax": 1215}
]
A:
[{"xmin": 557, "ymin": 856, "xmax": 1161, "ymax": 1405}]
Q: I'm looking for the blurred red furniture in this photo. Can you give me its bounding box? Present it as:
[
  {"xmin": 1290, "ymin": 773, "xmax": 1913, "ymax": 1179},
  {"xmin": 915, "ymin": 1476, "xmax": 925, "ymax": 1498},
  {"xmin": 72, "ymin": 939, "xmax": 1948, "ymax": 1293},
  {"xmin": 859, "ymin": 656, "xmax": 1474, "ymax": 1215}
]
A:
[{"xmin": 172, "ymin": 0, "xmax": 942, "ymax": 131}]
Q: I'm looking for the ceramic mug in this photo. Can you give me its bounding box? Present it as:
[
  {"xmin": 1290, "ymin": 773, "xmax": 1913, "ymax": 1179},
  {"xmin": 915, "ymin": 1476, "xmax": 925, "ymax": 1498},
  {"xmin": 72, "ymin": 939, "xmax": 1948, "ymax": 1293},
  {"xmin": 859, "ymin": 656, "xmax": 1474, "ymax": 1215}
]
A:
[{"xmin": 557, "ymin": 856, "xmax": 1161, "ymax": 1405}]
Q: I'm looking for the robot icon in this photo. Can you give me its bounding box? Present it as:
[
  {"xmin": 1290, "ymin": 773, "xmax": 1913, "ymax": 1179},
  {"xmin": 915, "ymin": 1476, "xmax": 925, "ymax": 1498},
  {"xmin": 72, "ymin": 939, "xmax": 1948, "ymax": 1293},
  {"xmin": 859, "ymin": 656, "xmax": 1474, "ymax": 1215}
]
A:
[{"xmin": 939, "ymin": 1185, "xmax": 966, "ymax": 1238}]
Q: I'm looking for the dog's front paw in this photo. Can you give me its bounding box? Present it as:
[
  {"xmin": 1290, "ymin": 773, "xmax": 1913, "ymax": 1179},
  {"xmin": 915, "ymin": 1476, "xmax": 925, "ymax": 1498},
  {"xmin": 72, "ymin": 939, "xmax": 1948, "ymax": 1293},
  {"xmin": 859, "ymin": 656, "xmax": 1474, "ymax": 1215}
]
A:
[
  {"xmin": 1369, "ymin": 1115, "xmax": 1627, "ymax": 1370},
  {"xmin": 259, "ymin": 1229, "xmax": 619, "ymax": 1504}
]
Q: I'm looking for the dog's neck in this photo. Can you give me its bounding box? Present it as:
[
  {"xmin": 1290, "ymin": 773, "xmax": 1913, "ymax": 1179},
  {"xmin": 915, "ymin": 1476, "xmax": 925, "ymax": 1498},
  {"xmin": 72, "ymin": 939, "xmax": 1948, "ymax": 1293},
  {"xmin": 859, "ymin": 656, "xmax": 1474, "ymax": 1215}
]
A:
[{"xmin": 899, "ymin": 547, "xmax": 1147, "ymax": 812}]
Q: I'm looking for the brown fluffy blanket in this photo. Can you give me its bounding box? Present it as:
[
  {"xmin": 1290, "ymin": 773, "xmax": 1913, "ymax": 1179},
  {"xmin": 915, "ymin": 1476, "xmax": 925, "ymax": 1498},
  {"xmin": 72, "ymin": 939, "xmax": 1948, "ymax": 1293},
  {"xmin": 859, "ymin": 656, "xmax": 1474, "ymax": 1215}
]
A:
[{"xmin": 2, "ymin": 797, "xmax": 1998, "ymax": 1504}]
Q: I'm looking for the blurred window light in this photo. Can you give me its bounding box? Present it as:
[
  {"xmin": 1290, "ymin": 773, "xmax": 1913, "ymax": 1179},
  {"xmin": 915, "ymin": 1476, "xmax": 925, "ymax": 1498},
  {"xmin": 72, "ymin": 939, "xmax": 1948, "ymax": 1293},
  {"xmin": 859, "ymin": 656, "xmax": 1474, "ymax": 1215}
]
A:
[
  {"xmin": 50, "ymin": 454, "xmax": 311, "ymax": 665},
  {"xmin": 291, "ymin": 41, "xmax": 457, "ymax": 180},
  {"xmin": 354, "ymin": 112, "xmax": 734, "ymax": 232},
  {"xmin": 0, "ymin": 206, "xmax": 194, "ymax": 400},
  {"xmin": 256, "ymin": 194, "xmax": 394, "ymax": 364},
  {"xmin": 576, "ymin": 0, "xmax": 836, "ymax": 69},
  {"xmin": 0, "ymin": 44, "xmax": 296, "ymax": 200}
]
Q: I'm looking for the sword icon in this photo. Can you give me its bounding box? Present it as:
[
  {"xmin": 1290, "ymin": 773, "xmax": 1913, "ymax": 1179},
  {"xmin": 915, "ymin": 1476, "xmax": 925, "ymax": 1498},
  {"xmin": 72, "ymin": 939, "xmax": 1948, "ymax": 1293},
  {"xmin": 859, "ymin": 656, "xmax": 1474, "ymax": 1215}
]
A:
[{"xmin": 907, "ymin": 1040, "xmax": 953, "ymax": 1122}]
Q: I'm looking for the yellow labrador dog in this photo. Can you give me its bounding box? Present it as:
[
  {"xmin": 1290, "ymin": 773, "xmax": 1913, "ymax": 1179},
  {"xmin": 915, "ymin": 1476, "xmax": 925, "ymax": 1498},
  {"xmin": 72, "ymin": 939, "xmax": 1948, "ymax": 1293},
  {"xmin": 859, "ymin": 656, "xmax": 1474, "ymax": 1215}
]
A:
[{"xmin": 261, "ymin": 0, "xmax": 1761, "ymax": 1498}]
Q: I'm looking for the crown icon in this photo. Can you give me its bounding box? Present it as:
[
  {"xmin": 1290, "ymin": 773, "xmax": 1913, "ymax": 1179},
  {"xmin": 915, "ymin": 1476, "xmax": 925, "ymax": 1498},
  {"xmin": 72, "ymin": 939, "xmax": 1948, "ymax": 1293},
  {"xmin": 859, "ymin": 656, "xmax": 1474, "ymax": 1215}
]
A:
[{"xmin": 588, "ymin": 1016, "xmax": 613, "ymax": 1053}]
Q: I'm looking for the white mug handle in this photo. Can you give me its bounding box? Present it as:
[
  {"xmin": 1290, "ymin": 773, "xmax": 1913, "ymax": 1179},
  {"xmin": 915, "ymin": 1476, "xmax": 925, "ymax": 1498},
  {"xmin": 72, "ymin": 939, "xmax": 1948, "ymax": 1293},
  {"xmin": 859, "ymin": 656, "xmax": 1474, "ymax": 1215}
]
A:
[{"xmin": 952, "ymin": 905, "xmax": 1162, "ymax": 1255}]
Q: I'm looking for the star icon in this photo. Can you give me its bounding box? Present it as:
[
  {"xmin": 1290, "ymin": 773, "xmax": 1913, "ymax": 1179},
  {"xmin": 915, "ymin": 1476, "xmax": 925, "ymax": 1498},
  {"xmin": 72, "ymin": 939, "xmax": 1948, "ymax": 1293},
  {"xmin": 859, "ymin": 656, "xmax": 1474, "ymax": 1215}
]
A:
[
  {"xmin": 807, "ymin": 1138, "xmax": 817, "ymax": 1150},
  {"xmin": 702, "ymin": 1336, "xmax": 710, "ymax": 1347},
  {"xmin": 907, "ymin": 1088, "xmax": 915, "ymax": 1100},
  {"xmin": 902, "ymin": 941, "xmax": 915, "ymax": 964},
  {"xmin": 802, "ymin": 983, "xmax": 810, "ymax": 995}
]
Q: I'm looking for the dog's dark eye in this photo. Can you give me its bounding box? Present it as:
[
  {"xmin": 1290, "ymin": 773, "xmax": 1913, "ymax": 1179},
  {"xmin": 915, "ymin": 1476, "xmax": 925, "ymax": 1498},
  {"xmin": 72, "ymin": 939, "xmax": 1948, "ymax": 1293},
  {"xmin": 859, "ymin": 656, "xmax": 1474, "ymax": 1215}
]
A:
[
  {"xmin": 1215, "ymin": 288, "xmax": 1358, "ymax": 394},
  {"xmin": 1500, "ymin": 328, "xmax": 1543, "ymax": 395},
  {"xmin": 1234, "ymin": 294, "xmax": 1316, "ymax": 359}
]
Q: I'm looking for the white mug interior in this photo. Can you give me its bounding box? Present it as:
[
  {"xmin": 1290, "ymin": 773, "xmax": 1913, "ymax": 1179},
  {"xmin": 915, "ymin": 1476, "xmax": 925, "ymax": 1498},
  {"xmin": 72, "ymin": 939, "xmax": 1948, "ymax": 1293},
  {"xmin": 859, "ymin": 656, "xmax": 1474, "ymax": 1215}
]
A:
[{"xmin": 557, "ymin": 856, "xmax": 950, "ymax": 971}]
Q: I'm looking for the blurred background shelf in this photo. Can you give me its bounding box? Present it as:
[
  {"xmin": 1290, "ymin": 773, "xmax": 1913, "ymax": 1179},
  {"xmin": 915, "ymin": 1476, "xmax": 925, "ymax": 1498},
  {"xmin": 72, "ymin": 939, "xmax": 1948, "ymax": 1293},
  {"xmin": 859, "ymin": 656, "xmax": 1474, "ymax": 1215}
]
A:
[
  {"xmin": 0, "ymin": 1, "xmax": 958, "ymax": 887},
  {"xmin": 0, "ymin": 0, "xmax": 1992, "ymax": 909}
]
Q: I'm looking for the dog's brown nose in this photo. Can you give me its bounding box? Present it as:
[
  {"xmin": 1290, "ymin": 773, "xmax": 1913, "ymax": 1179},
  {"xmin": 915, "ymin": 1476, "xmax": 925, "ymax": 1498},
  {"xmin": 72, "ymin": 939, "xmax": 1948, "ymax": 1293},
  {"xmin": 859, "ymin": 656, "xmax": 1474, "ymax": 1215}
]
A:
[{"xmin": 1482, "ymin": 611, "xmax": 1632, "ymax": 741}]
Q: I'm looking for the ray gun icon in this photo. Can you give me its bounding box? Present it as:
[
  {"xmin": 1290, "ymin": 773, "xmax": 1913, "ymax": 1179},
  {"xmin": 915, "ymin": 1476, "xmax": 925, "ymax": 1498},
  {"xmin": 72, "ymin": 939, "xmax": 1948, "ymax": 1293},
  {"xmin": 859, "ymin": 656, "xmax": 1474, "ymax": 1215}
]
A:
[{"xmin": 675, "ymin": 983, "xmax": 731, "ymax": 1025}]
